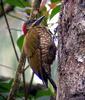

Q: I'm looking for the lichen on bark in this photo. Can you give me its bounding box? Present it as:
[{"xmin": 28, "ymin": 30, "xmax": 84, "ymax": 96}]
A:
[{"xmin": 57, "ymin": 0, "xmax": 85, "ymax": 100}]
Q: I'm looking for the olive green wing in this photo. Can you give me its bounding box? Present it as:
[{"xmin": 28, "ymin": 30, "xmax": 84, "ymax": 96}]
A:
[{"xmin": 23, "ymin": 27, "xmax": 42, "ymax": 76}]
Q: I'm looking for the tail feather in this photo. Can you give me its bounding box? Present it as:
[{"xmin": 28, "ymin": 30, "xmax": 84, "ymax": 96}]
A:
[
  {"xmin": 41, "ymin": 67, "xmax": 57, "ymax": 92},
  {"xmin": 48, "ymin": 76, "xmax": 57, "ymax": 92}
]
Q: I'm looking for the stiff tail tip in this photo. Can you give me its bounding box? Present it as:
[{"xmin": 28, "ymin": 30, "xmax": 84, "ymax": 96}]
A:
[{"xmin": 48, "ymin": 78, "xmax": 57, "ymax": 94}]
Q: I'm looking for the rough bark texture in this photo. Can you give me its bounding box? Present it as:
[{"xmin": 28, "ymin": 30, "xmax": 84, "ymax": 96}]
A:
[{"xmin": 57, "ymin": 0, "xmax": 85, "ymax": 100}]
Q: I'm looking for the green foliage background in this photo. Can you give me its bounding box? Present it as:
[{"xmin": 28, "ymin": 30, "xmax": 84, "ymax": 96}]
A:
[{"xmin": 0, "ymin": 0, "xmax": 61, "ymax": 99}]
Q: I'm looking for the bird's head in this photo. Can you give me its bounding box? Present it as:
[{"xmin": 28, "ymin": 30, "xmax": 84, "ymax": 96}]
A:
[
  {"xmin": 22, "ymin": 16, "xmax": 45, "ymax": 35},
  {"xmin": 22, "ymin": 19, "xmax": 36, "ymax": 35}
]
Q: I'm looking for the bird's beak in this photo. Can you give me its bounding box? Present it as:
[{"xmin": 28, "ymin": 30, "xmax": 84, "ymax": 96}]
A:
[{"xmin": 32, "ymin": 16, "xmax": 45, "ymax": 26}]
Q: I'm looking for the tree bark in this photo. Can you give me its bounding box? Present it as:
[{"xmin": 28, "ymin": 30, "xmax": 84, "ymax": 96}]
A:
[{"xmin": 57, "ymin": 0, "xmax": 85, "ymax": 100}]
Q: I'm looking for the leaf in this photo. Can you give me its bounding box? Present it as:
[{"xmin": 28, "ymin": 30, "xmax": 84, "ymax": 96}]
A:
[
  {"xmin": 51, "ymin": 0, "xmax": 61, "ymax": 3},
  {"xmin": 40, "ymin": 7, "xmax": 48, "ymax": 25},
  {"xmin": 50, "ymin": 5, "xmax": 61, "ymax": 19},
  {"xmin": 16, "ymin": 92, "xmax": 24, "ymax": 97},
  {"xmin": 17, "ymin": 35, "xmax": 24, "ymax": 51},
  {"xmin": 0, "ymin": 79, "xmax": 13, "ymax": 92},
  {"xmin": 8, "ymin": 79, "xmax": 13, "ymax": 86},
  {"xmin": 48, "ymin": 80, "xmax": 55, "ymax": 95},
  {"xmin": 35, "ymin": 88, "xmax": 53, "ymax": 98},
  {"xmin": 0, "ymin": 76, "xmax": 10, "ymax": 83},
  {"xmin": 5, "ymin": 0, "xmax": 29, "ymax": 8},
  {"xmin": 0, "ymin": 96, "xmax": 5, "ymax": 100}
]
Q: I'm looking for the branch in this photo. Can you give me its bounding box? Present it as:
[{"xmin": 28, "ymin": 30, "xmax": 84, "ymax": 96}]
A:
[
  {"xmin": 22, "ymin": 69, "xmax": 28, "ymax": 100},
  {"xmin": 7, "ymin": 50, "xmax": 26, "ymax": 100},
  {"xmin": 1, "ymin": 0, "xmax": 19, "ymax": 61},
  {"xmin": 0, "ymin": 64, "xmax": 15, "ymax": 71},
  {"xmin": 7, "ymin": 0, "xmax": 42, "ymax": 100},
  {"xmin": 30, "ymin": 0, "xmax": 42, "ymax": 18},
  {"xmin": 7, "ymin": 13, "xmax": 26, "ymax": 22},
  {"xmin": 9, "ymin": 28, "xmax": 22, "ymax": 32},
  {"xmin": 0, "ymin": 4, "xmax": 14, "ymax": 17}
]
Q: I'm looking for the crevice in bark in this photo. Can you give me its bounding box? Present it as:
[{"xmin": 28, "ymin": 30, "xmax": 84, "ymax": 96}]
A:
[{"xmin": 57, "ymin": 0, "xmax": 85, "ymax": 100}]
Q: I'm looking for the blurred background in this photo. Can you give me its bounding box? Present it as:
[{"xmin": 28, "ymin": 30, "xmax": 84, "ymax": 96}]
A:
[
  {"xmin": 0, "ymin": 0, "xmax": 59, "ymax": 83},
  {"xmin": 0, "ymin": 0, "xmax": 60, "ymax": 99}
]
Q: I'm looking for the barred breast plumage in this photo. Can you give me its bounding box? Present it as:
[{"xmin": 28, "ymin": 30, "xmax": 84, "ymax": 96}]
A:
[{"xmin": 24, "ymin": 25, "xmax": 57, "ymax": 90}]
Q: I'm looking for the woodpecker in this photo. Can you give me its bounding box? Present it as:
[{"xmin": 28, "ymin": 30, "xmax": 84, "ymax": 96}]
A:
[{"xmin": 22, "ymin": 16, "xmax": 57, "ymax": 91}]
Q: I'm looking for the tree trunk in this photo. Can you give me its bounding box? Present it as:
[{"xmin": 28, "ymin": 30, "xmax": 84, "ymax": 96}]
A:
[{"xmin": 57, "ymin": 0, "xmax": 85, "ymax": 100}]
